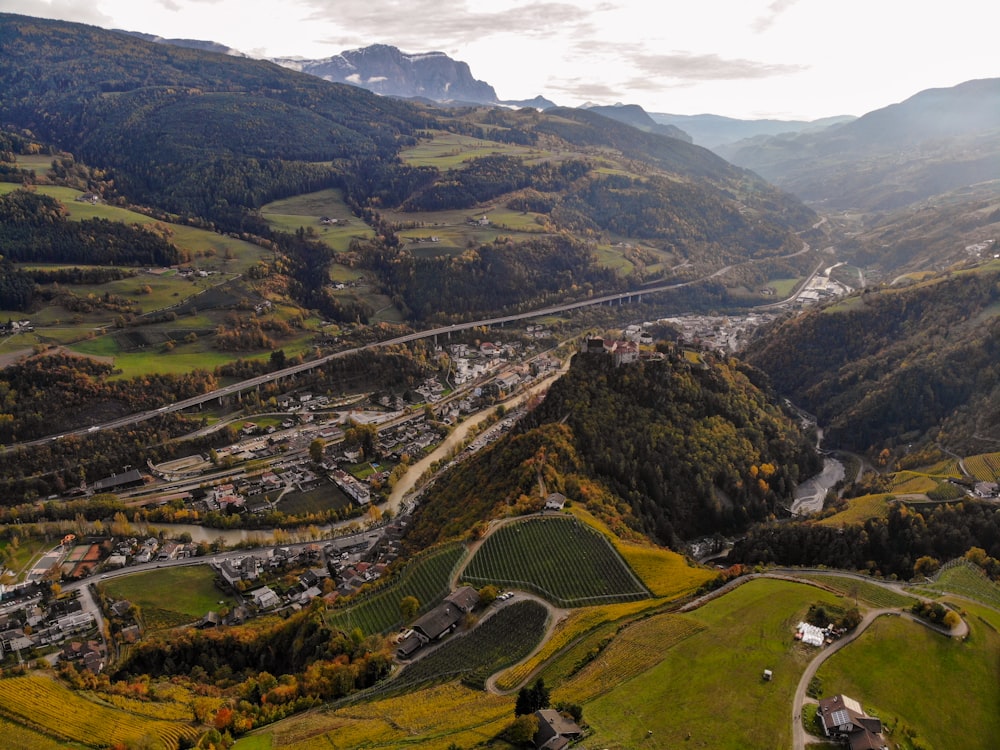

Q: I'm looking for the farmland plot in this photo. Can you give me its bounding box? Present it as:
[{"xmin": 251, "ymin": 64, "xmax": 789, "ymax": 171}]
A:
[
  {"xmin": 0, "ymin": 675, "xmax": 198, "ymax": 749},
  {"xmin": 462, "ymin": 517, "xmax": 649, "ymax": 607}
]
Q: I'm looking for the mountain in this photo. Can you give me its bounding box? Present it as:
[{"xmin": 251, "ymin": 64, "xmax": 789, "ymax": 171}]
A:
[
  {"xmin": 650, "ymin": 112, "xmax": 854, "ymax": 149},
  {"xmin": 584, "ymin": 104, "xmax": 693, "ymax": 142},
  {"xmin": 405, "ymin": 348, "xmax": 818, "ymax": 550},
  {"xmin": 716, "ymin": 78, "xmax": 1000, "ymax": 212},
  {"xmin": 741, "ymin": 265, "xmax": 1000, "ymax": 454},
  {"xmin": 272, "ymin": 43, "xmax": 499, "ymax": 104}
]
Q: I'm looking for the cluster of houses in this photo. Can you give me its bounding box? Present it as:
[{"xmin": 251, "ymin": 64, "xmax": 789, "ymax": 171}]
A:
[
  {"xmin": 0, "ymin": 594, "xmax": 96, "ymax": 660},
  {"xmin": 103, "ymin": 537, "xmax": 199, "ymax": 569},
  {"xmin": 0, "ymin": 319, "xmax": 33, "ymax": 335},
  {"xmin": 816, "ymin": 694, "xmax": 889, "ymax": 750}
]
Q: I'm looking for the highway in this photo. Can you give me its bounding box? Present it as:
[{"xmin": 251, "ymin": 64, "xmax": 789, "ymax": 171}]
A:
[{"xmin": 5, "ymin": 235, "xmax": 823, "ymax": 452}]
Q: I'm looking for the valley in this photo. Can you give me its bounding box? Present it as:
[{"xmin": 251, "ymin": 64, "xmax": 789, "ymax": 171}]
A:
[{"xmin": 0, "ymin": 12, "xmax": 999, "ymax": 750}]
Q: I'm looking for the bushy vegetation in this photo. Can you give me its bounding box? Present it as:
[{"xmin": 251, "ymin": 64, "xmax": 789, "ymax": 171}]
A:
[{"xmin": 732, "ymin": 502, "xmax": 1000, "ymax": 580}]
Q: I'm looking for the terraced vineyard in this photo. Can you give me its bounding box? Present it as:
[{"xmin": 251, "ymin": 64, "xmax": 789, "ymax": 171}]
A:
[
  {"xmin": 463, "ymin": 517, "xmax": 650, "ymax": 607},
  {"xmin": 388, "ymin": 599, "xmax": 549, "ymax": 692},
  {"xmin": 915, "ymin": 560, "xmax": 1000, "ymax": 610},
  {"xmin": 794, "ymin": 573, "xmax": 916, "ymax": 608},
  {"xmin": 0, "ymin": 675, "xmax": 199, "ymax": 749},
  {"xmin": 326, "ymin": 543, "xmax": 465, "ymax": 635},
  {"xmin": 965, "ymin": 452, "xmax": 1000, "ymax": 482}
]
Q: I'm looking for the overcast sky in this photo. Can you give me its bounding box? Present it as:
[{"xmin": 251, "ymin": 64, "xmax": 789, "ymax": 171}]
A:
[{"xmin": 3, "ymin": 0, "xmax": 997, "ymax": 120}]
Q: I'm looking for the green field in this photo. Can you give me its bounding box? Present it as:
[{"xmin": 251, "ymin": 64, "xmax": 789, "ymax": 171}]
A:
[
  {"xmin": 815, "ymin": 611, "xmax": 1000, "ymax": 750},
  {"xmin": 261, "ymin": 188, "xmax": 374, "ymax": 253},
  {"xmin": 102, "ymin": 564, "xmax": 238, "ymax": 630},
  {"xmin": 398, "ymin": 130, "xmax": 538, "ymax": 169},
  {"xmin": 584, "ymin": 578, "xmax": 849, "ymax": 749},
  {"xmin": 462, "ymin": 517, "xmax": 650, "ymax": 607},
  {"xmin": 326, "ymin": 543, "xmax": 466, "ymax": 636}
]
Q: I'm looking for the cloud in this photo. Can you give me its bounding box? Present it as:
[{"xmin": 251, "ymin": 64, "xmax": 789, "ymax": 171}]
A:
[
  {"xmin": 631, "ymin": 52, "xmax": 806, "ymax": 81},
  {"xmin": 0, "ymin": 0, "xmax": 113, "ymax": 26},
  {"xmin": 752, "ymin": 0, "xmax": 800, "ymax": 33},
  {"xmin": 303, "ymin": 0, "xmax": 591, "ymax": 49}
]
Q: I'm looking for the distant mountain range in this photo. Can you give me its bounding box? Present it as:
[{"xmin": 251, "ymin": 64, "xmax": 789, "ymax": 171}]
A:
[
  {"xmin": 272, "ymin": 44, "xmax": 500, "ymax": 105},
  {"xmin": 716, "ymin": 77, "xmax": 1000, "ymax": 211}
]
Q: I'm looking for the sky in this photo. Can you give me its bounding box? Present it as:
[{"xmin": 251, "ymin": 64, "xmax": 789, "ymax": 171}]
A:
[{"xmin": 3, "ymin": 0, "xmax": 997, "ymax": 120}]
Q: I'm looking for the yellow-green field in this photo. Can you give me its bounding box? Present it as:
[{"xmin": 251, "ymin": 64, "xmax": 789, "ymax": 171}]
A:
[
  {"xmin": 583, "ymin": 578, "xmax": 849, "ymax": 749},
  {"xmin": 964, "ymin": 452, "xmax": 1000, "ymax": 482},
  {"xmin": 0, "ymin": 183, "xmax": 269, "ymax": 274},
  {"xmin": 819, "ymin": 493, "xmax": 893, "ymax": 526},
  {"xmin": 0, "ymin": 675, "xmax": 199, "ymax": 749}
]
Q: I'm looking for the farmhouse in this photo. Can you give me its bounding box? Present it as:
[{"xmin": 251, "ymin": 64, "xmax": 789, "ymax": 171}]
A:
[
  {"xmin": 816, "ymin": 694, "xmax": 888, "ymax": 750},
  {"xmin": 533, "ymin": 709, "xmax": 583, "ymax": 750},
  {"xmin": 544, "ymin": 492, "xmax": 567, "ymax": 511},
  {"xmin": 396, "ymin": 586, "xmax": 479, "ymax": 659}
]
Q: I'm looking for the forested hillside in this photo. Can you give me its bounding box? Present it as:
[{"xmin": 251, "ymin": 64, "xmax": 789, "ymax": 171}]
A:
[
  {"xmin": 742, "ymin": 267, "xmax": 1000, "ymax": 454},
  {"xmin": 0, "ymin": 13, "xmax": 818, "ymax": 323},
  {"xmin": 406, "ymin": 349, "xmax": 817, "ymax": 550}
]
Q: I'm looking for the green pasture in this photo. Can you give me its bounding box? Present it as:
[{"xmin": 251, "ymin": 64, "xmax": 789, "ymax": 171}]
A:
[
  {"xmin": 816, "ymin": 611, "xmax": 1000, "ymax": 750},
  {"xmin": 0, "ymin": 183, "xmax": 270, "ymax": 273},
  {"xmin": 584, "ymin": 578, "xmax": 849, "ymax": 750},
  {"xmin": 261, "ymin": 189, "xmax": 375, "ymax": 251},
  {"xmin": 767, "ymin": 277, "xmax": 801, "ymax": 297},
  {"xmin": 593, "ymin": 245, "xmax": 634, "ymax": 274},
  {"xmin": 102, "ymin": 564, "xmax": 238, "ymax": 631},
  {"xmin": 398, "ymin": 130, "xmax": 537, "ymax": 169},
  {"xmin": 13, "ymin": 154, "xmax": 56, "ymax": 175},
  {"xmin": 0, "ymin": 535, "xmax": 52, "ymax": 581}
]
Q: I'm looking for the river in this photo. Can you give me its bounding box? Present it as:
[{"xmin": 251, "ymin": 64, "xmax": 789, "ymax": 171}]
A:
[{"xmin": 791, "ymin": 416, "xmax": 846, "ymax": 516}]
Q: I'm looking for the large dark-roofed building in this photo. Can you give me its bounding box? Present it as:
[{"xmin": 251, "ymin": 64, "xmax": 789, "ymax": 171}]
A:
[
  {"xmin": 90, "ymin": 469, "xmax": 145, "ymax": 493},
  {"xmin": 817, "ymin": 694, "xmax": 888, "ymax": 750}
]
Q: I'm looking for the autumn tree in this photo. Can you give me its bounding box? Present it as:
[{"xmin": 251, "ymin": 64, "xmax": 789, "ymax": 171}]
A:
[{"xmin": 400, "ymin": 595, "xmax": 419, "ymax": 622}]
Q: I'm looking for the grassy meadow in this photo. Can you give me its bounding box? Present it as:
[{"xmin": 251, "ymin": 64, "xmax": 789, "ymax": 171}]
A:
[
  {"xmin": 815, "ymin": 611, "xmax": 1000, "ymax": 750},
  {"xmin": 583, "ymin": 578, "xmax": 849, "ymax": 750},
  {"xmin": 102, "ymin": 564, "xmax": 238, "ymax": 630}
]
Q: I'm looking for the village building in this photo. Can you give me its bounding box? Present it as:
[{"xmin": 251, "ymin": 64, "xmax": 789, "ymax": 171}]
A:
[
  {"xmin": 396, "ymin": 586, "xmax": 479, "ymax": 659},
  {"xmin": 816, "ymin": 694, "xmax": 889, "ymax": 750},
  {"xmin": 533, "ymin": 709, "xmax": 583, "ymax": 750},
  {"xmin": 544, "ymin": 493, "xmax": 567, "ymax": 511}
]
